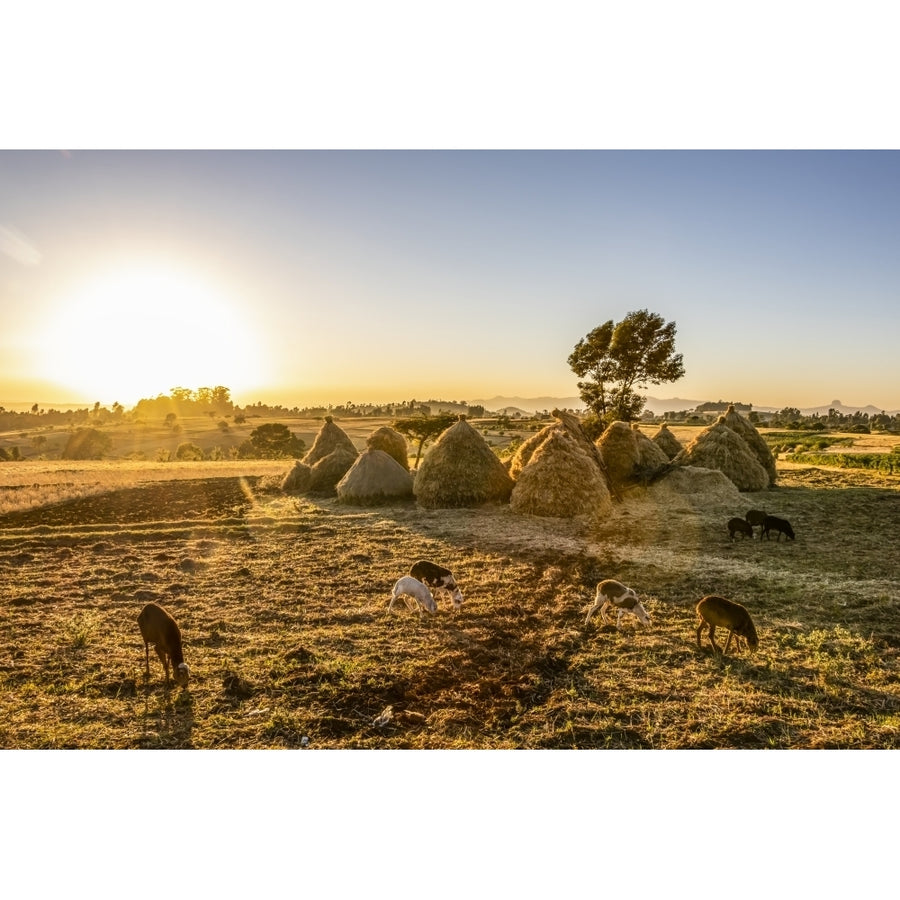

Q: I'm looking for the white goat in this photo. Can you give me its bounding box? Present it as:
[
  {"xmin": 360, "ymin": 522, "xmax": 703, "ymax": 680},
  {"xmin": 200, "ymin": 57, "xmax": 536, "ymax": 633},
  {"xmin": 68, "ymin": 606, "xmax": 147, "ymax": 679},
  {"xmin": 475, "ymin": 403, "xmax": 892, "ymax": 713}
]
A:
[
  {"xmin": 584, "ymin": 579, "xmax": 651, "ymax": 628},
  {"xmin": 388, "ymin": 575, "xmax": 437, "ymax": 615}
]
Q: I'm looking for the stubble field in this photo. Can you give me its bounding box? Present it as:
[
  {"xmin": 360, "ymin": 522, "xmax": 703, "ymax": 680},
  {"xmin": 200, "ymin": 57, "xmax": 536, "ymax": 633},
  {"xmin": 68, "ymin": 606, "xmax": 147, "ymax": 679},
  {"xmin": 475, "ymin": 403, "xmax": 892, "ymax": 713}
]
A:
[{"xmin": 1, "ymin": 432, "xmax": 899, "ymax": 749}]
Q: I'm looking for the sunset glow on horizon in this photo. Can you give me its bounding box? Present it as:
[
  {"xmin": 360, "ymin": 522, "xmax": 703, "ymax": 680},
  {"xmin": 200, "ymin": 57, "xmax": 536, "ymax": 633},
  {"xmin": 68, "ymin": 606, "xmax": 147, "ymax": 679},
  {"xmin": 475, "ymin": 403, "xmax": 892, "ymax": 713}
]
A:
[{"xmin": 3, "ymin": 149, "xmax": 900, "ymax": 412}]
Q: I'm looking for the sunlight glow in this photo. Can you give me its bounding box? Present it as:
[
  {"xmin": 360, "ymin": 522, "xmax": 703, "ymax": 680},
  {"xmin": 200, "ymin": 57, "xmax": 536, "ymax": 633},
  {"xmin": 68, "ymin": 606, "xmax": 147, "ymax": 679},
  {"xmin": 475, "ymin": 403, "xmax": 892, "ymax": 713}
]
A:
[{"xmin": 38, "ymin": 265, "xmax": 270, "ymax": 405}]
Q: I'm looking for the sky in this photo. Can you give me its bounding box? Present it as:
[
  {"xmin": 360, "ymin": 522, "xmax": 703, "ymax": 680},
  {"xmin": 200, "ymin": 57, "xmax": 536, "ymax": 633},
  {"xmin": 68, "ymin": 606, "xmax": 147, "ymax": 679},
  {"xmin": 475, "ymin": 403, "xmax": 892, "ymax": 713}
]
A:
[{"xmin": 2, "ymin": 148, "xmax": 900, "ymax": 412}]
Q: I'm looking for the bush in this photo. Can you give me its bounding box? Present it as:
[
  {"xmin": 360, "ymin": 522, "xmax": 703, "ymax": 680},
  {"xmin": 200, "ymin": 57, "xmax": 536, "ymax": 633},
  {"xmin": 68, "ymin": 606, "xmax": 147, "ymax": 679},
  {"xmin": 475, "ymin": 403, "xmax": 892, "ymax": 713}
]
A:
[
  {"xmin": 175, "ymin": 442, "xmax": 205, "ymax": 461},
  {"xmin": 62, "ymin": 428, "xmax": 112, "ymax": 460}
]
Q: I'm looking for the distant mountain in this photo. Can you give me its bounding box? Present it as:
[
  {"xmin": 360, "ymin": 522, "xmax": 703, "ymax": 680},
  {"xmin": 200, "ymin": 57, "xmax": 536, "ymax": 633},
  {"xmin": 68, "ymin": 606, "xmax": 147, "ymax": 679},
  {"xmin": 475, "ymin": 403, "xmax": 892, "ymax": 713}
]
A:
[{"xmin": 472, "ymin": 395, "xmax": 706, "ymax": 415}]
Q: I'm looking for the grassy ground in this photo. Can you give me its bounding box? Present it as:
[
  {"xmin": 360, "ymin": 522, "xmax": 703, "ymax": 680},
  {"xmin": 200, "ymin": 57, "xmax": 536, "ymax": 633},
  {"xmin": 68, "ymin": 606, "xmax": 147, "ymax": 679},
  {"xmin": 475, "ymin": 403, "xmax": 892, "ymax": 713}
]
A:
[{"xmin": 2, "ymin": 453, "xmax": 898, "ymax": 749}]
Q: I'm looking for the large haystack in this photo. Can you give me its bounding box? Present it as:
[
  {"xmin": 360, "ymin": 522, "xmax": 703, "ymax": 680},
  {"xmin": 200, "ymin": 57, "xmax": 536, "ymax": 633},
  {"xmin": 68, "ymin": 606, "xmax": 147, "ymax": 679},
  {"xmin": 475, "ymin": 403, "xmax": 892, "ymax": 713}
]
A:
[
  {"xmin": 336, "ymin": 448, "xmax": 414, "ymax": 505},
  {"xmin": 366, "ymin": 426, "xmax": 409, "ymax": 471},
  {"xmin": 509, "ymin": 408, "xmax": 608, "ymax": 482},
  {"xmin": 307, "ymin": 446, "xmax": 359, "ymax": 496},
  {"xmin": 280, "ymin": 460, "xmax": 312, "ymax": 493},
  {"xmin": 596, "ymin": 421, "xmax": 643, "ymax": 490},
  {"xmin": 414, "ymin": 417, "xmax": 514, "ymax": 509},
  {"xmin": 510, "ymin": 427, "xmax": 612, "ymax": 518},
  {"xmin": 675, "ymin": 422, "xmax": 769, "ymax": 492},
  {"xmin": 720, "ymin": 405, "xmax": 776, "ymax": 485},
  {"xmin": 303, "ymin": 416, "xmax": 358, "ymax": 466},
  {"xmin": 651, "ymin": 422, "xmax": 683, "ymax": 460}
]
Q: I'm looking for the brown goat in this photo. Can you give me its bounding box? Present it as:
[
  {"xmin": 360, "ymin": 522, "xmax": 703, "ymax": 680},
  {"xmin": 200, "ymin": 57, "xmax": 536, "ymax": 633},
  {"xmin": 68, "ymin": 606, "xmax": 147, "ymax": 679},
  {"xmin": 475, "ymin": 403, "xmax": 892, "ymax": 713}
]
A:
[
  {"xmin": 138, "ymin": 602, "xmax": 189, "ymax": 687},
  {"xmin": 695, "ymin": 595, "xmax": 759, "ymax": 655}
]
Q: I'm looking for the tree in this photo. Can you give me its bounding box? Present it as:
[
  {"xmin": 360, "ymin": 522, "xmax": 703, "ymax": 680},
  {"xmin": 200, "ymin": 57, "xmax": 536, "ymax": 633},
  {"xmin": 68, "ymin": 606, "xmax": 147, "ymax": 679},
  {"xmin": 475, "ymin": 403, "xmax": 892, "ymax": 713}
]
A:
[
  {"xmin": 568, "ymin": 309, "xmax": 685, "ymax": 423},
  {"xmin": 392, "ymin": 412, "xmax": 457, "ymax": 468},
  {"xmin": 62, "ymin": 428, "xmax": 112, "ymax": 460},
  {"xmin": 244, "ymin": 423, "xmax": 306, "ymax": 459}
]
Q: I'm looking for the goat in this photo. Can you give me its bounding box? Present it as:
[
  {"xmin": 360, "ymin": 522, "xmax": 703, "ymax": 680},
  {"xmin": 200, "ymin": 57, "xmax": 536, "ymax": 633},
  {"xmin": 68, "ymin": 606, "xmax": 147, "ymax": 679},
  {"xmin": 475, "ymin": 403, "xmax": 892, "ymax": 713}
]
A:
[
  {"xmin": 409, "ymin": 559, "xmax": 464, "ymax": 608},
  {"xmin": 745, "ymin": 509, "xmax": 767, "ymax": 536},
  {"xmin": 138, "ymin": 602, "xmax": 190, "ymax": 687},
  {"xmin": 762, "ymin": 515, "xmax": 795, "ymax": 541},
  {"xmin": 695, "ymin": 595, "xmax": 758, "ymax": 655},
  {"xmin": 728, "ymin": 517, "xmax": 754, "ymax": 541},
  {"xmin": 585, "ymin": 579, "xmax": 651, "ymax": 628},
  {"xmin": 388, "ymin": 575, "xmax": 437, "ymax": 615}
]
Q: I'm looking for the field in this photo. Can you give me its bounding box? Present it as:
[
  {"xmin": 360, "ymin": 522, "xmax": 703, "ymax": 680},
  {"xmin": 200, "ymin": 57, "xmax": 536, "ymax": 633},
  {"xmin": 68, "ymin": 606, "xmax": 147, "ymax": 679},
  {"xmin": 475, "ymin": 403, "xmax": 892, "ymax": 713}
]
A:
[{"xmin": 2, "ymin": 421, "xmax": 900, "ymax": 749}]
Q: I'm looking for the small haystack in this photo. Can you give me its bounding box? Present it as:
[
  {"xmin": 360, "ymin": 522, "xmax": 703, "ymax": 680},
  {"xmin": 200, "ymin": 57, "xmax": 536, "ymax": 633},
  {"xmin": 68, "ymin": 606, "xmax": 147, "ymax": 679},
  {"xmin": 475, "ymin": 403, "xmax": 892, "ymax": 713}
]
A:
[
  {"xmin": 281, "ymin": 460, "xmax": 312, "ymax": 493},
  {"xmin": 720, "ymin": 404, "xmax": 776, "ymax": 485},
  {"xmin": 366, "ymin": 426, "xmax": 409, "ymax": 471},
  {"xmin": 337, "ymin": 448, "xmax": 414, "ymax": 505},
  {"xmin": 675, "ymin": 422, "xmax": 769, "ymax": 492},
  {"xmin": 510, "ymin": 427, "xmax": 612, "ymax": 518},
  {"xmin": 631, "ymin": 423, "xmax": 671, "ymax": 479},
  {"xmin": 307, "ymin": 446, "xmax": 359, "ymax": 496},
  {"xmin": 414, "ymin": 417, "xmax": 514, "ymax": 509},
  {"xmin": 303, "ymin": 416, "xmax": 358, "ymax": 467},
  {"xmin": 638, "ymin": 465, "xmax": 742, "ymax": 505},
  {"xmin": 651, "ymin": 422, "xmax": 683, "ymax": 460}
]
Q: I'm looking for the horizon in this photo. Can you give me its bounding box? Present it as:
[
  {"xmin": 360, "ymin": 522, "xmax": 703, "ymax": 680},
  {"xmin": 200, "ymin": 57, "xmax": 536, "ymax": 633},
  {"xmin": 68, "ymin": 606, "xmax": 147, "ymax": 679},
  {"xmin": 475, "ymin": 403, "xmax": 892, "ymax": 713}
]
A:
[{"xmin": 3, "ymin": 150, "xmax": 900, "ymax": 414}]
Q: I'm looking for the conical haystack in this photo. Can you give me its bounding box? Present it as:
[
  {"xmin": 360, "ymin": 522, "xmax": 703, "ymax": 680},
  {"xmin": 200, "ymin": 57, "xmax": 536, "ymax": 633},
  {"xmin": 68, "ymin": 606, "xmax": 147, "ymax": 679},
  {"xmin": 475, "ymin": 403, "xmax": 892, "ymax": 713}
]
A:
[
  {"xmin": 337, "ymin": 448, "xmax": 414, "ymax": 505},
  {"xmin": 720, "ymin": 405, "xmax": 776, "ymax": 485},
  {"xmin": 596, "ymin": 421, "xmax": 644, "ymax": 489},
  {"xmin": 281, "ymin": 460, "xmax": 312, "ymax": 493},
  {"xmin": 510, "ymin": 408, "xmax": 609, "ymax": 483},
  {"xmin": 366, "ymin": 426, "xmax": 409, "ymax": 471},
  {"xmin": 651, "ymin": 422, "xmax": 683, "ymax": 460},
  {"xmin": 414, "ymin": 417, "xmax": 514, "ymax": 508},
  {"xmin": 631, "ymin": 423, "xmax": 670, "ymax": 478},
  {"xmin": 675, "ymin": 422, "xmax": 769, "ymax": 491},
  {"xmin": 510, "ymin": 427, "xmax": 612, "ymax": 518},
  {"xmin": 303, "ymin": 416, "xmax": 358, "ymax": 466},
  {"xmin": 307, "ymin": 446, "xmax": 359, "ymax": 496}
]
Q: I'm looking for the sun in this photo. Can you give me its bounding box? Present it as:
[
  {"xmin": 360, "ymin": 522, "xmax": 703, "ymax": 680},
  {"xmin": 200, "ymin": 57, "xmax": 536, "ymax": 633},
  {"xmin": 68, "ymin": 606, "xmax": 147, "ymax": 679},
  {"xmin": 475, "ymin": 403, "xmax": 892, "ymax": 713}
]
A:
[{"xmin": 39, "ymin": 265, "xmax": 269, "ymax": 405}]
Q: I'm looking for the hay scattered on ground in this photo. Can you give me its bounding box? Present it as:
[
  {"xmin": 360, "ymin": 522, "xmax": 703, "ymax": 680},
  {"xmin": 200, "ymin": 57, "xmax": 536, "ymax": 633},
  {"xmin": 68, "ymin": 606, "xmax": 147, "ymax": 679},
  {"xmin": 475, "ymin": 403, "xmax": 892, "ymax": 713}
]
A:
[
  {"xmin": 651, "ymin": 422, "xmax": 683, "ymax": 460},
  {"xmin": 303, "ymin": 416, "xmax": 358, "ymax": 467},
  {"xmin": 414, "ymin": 417, "xmax": 514, "ymax": 509},
  {"xmin": 721, "ymin": 404, "xmax": 777, "ymax": 485},
  {"xmin": 366, "ymin": 426, "xmax": 409, "ymax": 471},
  {"xmin": 307, "ymin": 446, "xmax": 359, "ymax": 496},
  {"xmin": 675, "ymin": 422, "xmax": 769, "ymax": 491},
  {"xmin": 337, "ymin": 448, "xmax": 414, "ymax": 505},
  {"xmin": 510, "ymin": 427, "xmax": 613, "ymax": 518},
  {"xmin": 280, "ymin": 460, "xmax": 312, "ymax": 493}
]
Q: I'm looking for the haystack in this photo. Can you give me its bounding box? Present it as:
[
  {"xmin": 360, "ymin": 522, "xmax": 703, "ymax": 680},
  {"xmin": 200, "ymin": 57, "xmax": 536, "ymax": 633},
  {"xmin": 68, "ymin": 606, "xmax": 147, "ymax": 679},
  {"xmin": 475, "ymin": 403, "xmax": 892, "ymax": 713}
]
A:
[
  {"xmin": 675, "ymin": 422, "xmax": 769, "ymax": 492},
  {"xmin": 303, "ymin": 416, "xmax": 358, "ymax": 466},
  {"xmin": 336, "ymin": 448, "xmax": 414, "ymax": 505},
  {"xmin": 509, "ymin": 408, "xmax": 608, "ymax": 482},
  {"xmin": 281, "ymin": 460, "xmax": 312, "ymax": 493},
  {"xmin": 366, "ymin": 426, "xmax": 409, "ymax": 470},
  {"xmin": 637, "ymin": 465, "xmax": 742, "ymax": 505},
  {"xmin": 307, "ymin": 446, "xmax": 359, "ymax": 496},
  {"xmin": 595, "ymin": 421, "xmax": 644, "ymax": 490},
  {"xmin": 510, "ymin": 427, "xmax": 612, "ymax": 518},
  {"xmin": 414, "ymin": 417, "xmax": 514, "ymax": 509},
  {"xmin": 651, "ymin": 422, "xmax": 683, "ymax": 460},
  {"xmin": 631, "ymin": 423, "xmax": 670, "ymax": 478},
  {"xmin": 720, "ymin": 404, "xmax": 776, "ymax": 485}
]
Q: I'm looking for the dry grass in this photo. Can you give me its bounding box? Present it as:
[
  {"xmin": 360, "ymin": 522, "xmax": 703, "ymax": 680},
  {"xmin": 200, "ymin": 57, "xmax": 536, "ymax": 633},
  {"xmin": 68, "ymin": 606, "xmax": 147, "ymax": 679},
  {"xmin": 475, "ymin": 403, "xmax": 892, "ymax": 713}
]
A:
[{"xmin": 1, "ymin": 453, "xmax": 899, "ymax": 750}]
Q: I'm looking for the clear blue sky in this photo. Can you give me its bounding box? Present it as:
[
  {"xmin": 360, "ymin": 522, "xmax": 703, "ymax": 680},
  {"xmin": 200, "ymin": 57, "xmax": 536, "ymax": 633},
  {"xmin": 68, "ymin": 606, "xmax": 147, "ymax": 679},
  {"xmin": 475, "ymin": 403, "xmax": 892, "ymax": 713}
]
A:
[{"xmin": 3, "ymin": 149, "xmax": 899, "ymax": 410}]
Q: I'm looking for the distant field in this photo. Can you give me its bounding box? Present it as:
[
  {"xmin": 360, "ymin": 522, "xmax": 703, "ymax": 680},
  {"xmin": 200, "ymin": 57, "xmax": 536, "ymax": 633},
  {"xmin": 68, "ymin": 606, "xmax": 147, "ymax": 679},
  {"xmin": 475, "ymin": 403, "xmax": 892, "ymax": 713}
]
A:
[{"xmin": 1, "ymin": 449, "xmax": 898, "ymax": 749}]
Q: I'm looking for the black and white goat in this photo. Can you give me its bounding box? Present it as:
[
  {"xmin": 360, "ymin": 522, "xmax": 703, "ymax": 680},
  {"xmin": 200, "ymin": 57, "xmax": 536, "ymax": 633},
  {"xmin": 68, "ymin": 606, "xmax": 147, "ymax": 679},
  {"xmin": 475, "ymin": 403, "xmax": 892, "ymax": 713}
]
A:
[
  {"xmin": 409, "ymin": 560, "xmax": 464, "ymax": 608},
  {"xmin": 584, "ymin": 579, "xmax": 651, "ymax": 628}
]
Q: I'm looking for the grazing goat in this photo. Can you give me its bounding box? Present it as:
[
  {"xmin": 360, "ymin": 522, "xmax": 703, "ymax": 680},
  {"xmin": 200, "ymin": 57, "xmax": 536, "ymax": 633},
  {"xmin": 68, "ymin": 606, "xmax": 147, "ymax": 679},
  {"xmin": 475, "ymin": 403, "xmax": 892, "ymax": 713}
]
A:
[
  {"xmin": 728, "ymin": 517, "xmax": 754, "ymax": 541},
  {"xmin": 410, "ymin": 559, "xmax": 464, "ymax": 608},
  {"xmin": 585, "ymin": 579, "xmax": 651, "ymax": 628},
  {"xmin": 745, "ymin": 509, "xmax": 767, "ymax": 536},
  {"xmin": 762, "ymin": 515, "xmax": 795, "ymax": 541},
  {"xmin": 695, "ymin": 595, "xmax": 758, "ymax": 655},
  {"xmin": 138, "ymin": 602, "xmax": 190, "ymax": 687},
  {"xmin": 388, "ymin": 575, "xmax": 437, "ymax": 615}
]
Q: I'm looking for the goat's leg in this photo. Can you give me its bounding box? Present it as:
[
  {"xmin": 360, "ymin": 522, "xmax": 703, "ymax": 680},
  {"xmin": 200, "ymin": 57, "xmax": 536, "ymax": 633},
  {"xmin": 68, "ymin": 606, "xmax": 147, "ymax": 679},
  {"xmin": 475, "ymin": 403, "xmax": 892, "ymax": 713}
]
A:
[
  {"xmin": 696, "ymin": 621, "xmax": 705, "ymax": 647},
  {"xmin": 144, "ymin": 642, "xmax": 151, "ymax": 677},
  {"xmin": 584, "ymin": 596, "xmax": 602, "ymax": 624},
  {"xmin": 616, "ymin": 608, "xmax": 625, "ymax": 629},
  {"xmin": 708, "ymin": 624, "xmax": 721, "ymax": 653},
  {"xmin": 723, "ymin": 630, "xmax": 734, "ymax": 655}
]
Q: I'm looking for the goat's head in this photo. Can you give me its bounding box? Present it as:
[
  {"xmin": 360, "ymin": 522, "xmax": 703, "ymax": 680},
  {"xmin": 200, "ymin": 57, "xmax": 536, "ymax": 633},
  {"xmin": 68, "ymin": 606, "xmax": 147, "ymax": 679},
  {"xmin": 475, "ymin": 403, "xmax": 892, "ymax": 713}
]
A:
[
  {"xmin": 175, "ymin": 663, "xmax": 190, "ymax": 687},
  {"xmin": 449, "ymin": 587, "xmax": 464, "ymax": 608}
]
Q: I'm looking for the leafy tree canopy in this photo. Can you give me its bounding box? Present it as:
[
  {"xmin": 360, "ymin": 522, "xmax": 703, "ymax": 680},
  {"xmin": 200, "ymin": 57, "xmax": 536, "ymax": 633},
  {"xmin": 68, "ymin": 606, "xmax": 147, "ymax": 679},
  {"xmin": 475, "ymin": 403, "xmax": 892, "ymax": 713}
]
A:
[
  {"xmin": 392, "ymin": 412, "xmax": 458, "ymax": 468},
  {"xmin": 568, "ymin": 309, "xmax": 685, "ymax": 423},
  {"xmin": 245, "ymin": 423, "xmax": 306, "ymax": 459}
]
